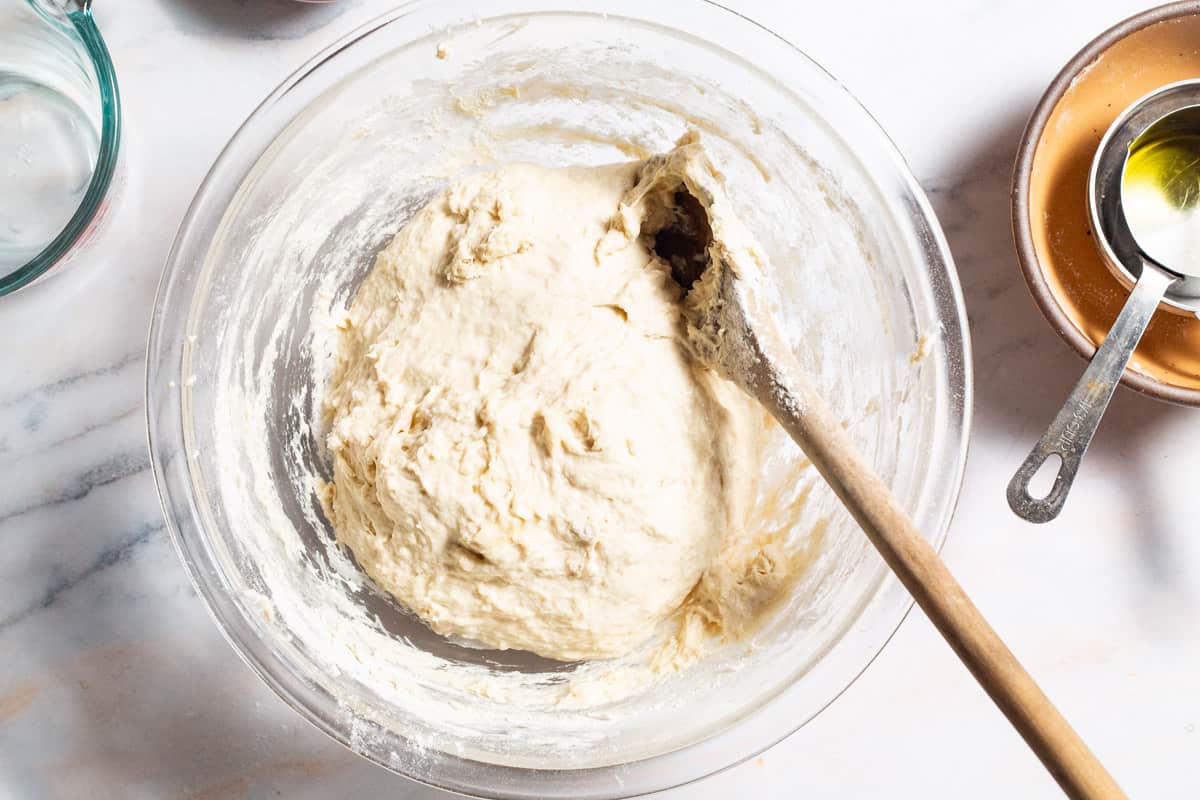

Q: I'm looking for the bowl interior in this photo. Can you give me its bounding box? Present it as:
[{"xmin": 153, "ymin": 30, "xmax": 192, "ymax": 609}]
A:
[{"xmin": 150, "ymin": 2, "xmax": 968, "ymax": 796}]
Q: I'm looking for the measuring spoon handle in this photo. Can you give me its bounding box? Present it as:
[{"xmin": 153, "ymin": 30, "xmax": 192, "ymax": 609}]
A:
[{"xmin": 1008, "ymin": 263, "xmax": 1175, "ymax": 523}]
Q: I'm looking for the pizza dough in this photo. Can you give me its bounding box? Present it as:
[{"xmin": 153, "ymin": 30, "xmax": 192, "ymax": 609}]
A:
[{"xmin": 323, "ymin": 140, "xmax": 763, "ymax": 661}]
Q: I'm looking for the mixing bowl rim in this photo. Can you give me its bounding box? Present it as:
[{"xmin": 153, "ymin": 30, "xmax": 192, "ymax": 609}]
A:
[{"xmin": 146, "ymin": 1, "xmax": 973, "ymax": 796}]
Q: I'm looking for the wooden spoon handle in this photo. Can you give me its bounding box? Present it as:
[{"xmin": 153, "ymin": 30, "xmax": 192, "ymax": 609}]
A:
[{"xmin": 761, "ymin": 365, "xmax": 1126, "ymax": 800}]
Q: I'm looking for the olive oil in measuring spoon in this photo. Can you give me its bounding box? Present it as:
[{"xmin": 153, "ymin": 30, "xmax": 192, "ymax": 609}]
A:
[{"xmin": 1122, "ymin": 129, "xmax": 1200, "ymax": 269}]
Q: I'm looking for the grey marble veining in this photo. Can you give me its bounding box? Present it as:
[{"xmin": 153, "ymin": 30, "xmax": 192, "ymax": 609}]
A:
[{"xmin": 3, "ymin": 1, "xmax": 1197, "ymax": 798}]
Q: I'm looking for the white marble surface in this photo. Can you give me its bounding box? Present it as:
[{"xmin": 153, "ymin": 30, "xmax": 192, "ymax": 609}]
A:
[{"xmin": 2, "ymin": 0, "xmax": 1197, "ymax": 797}]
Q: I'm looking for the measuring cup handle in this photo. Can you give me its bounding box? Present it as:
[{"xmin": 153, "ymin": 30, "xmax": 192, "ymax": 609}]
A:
[{"xmin": 1007, "ymin": 263, "xmax": 1174, "ymax": 523}]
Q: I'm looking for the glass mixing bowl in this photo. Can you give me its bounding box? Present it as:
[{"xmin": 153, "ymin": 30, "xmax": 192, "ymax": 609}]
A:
[{"xmin": 147, "ymin": 2, "xmax": 971, "ymax": 797}]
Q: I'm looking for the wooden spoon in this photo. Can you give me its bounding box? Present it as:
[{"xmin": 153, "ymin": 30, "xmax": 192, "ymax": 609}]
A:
[{"xmin": 651, "ymin": 170, "xmax": 1126, "ymax": 800}]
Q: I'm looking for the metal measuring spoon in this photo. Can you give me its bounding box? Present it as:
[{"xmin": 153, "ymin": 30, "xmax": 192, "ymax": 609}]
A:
[{"xmin": 1009, "ymin": 84, "xmax": 1200, "ymax": 523}]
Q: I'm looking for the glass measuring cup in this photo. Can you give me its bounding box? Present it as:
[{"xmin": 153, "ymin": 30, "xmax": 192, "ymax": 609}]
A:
[{"xmin": 0, "ymin": 0, "xmax": 120, "ymax": 296}]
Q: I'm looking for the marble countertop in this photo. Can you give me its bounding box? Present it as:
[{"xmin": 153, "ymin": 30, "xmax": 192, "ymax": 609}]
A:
[{"xmin": 3, "ymin": 1, "xmax": 1197, "ymax": 797}]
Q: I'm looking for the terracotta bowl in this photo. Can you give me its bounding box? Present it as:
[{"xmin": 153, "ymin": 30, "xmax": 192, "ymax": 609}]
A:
[{"xmin": 1013, "ymin": 0, "xmax": 1200, "ymax": 405}]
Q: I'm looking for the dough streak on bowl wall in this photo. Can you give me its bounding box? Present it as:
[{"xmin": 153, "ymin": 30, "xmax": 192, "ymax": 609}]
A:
[{"xmin": 198, "ymin": 17, "xmax": 928, "ymax": 774}]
